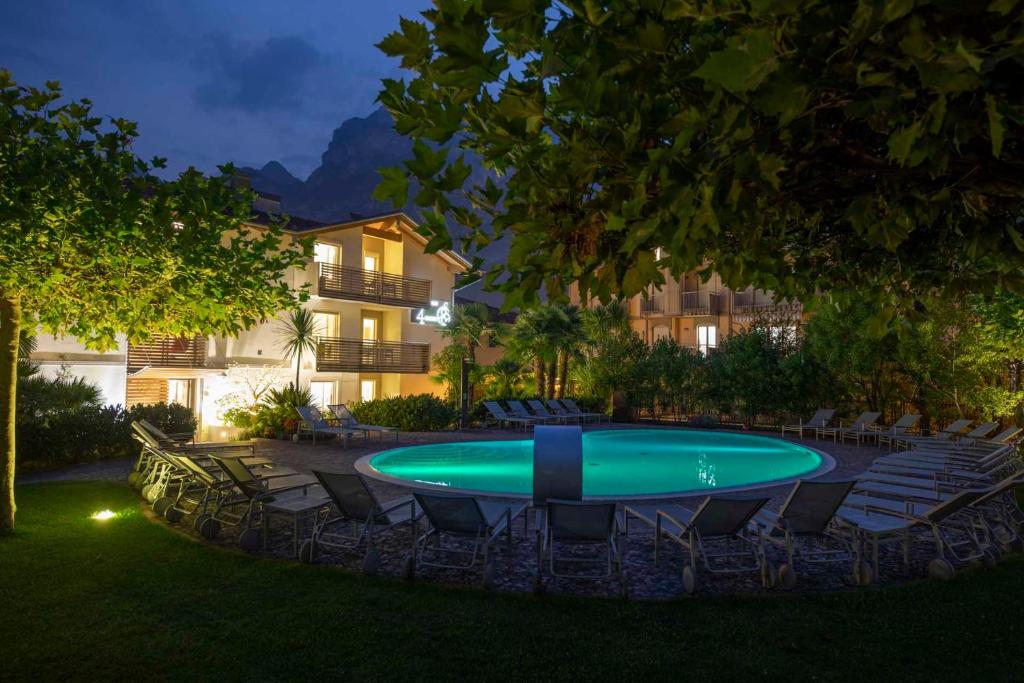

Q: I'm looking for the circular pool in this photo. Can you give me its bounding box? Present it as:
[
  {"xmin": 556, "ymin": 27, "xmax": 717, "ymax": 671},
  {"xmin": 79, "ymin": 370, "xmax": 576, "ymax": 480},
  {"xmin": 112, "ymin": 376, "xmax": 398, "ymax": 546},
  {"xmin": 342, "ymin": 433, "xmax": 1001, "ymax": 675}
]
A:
[{"xmin": 355, "ymin": 429, "xmax": 833, "ymax": 499}]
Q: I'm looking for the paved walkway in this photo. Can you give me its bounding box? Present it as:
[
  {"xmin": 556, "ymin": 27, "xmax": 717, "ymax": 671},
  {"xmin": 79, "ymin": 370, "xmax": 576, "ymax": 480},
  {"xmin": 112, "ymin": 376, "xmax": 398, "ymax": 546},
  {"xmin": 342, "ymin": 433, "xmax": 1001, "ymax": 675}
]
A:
[{"xmin": 22, "ymin": 424, "xmax": 953, "ymax": 598}]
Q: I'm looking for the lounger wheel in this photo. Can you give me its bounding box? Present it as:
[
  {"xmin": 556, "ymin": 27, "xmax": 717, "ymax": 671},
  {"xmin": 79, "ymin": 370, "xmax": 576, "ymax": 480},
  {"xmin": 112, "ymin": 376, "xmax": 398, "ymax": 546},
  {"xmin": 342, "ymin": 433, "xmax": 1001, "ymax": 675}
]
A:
[
  {"xmin": 777, "ymin": 564, "xmax": 797, "ymax": 590},
  {"xmin": 238, "ymin": 528, "xmax": 261, "ymax": 553},
  {"xmin": 164, "ymin": 506, "xmax": 184, "ymax": 524},
  {"xmin": 361, "ymin": 547, "xmax": 381, "ymax": 576},
  {"xmin": 298, "ymin": 539, "xmax": 317, "ymax": 564},
  {"xmin": 927, "ymin": 558, "xmax": 956, "ymax": 581},
  {"xmin": 852, "ymin": 560, "xmax": 873, "ymax": 586},
  {"xmin": 128, "ymin": 472, "xmax": 140, "ymax": 488},
  {"xmin": 198, "ymin": 516, "xmax": 220, "ymax": 540},
  {"xmin": 193, "ymin": 513, "xmax": 211, "ymax": 532},
  {"xmin": 152, "ymin": 497, "xmax": 174, "ymax": 518},
  {"xmin": 682, "ymin": 566, "xmax": 697, "ymax": 595},
  {"xmin": 140, "ymin": 483, "xmax": 154, "ymax": 501},
  {"xmin": 402, "ymin": 554, "xmax": 415, "ymax": 581}
]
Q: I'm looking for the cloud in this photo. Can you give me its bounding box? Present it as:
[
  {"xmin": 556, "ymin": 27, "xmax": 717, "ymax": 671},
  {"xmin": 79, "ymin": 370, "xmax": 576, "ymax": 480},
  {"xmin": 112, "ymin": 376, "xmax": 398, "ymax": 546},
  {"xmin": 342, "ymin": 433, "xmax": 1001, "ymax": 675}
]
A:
[{"xmin": 195, "ymin": 35, "xmax": 327, "ymax": 113}]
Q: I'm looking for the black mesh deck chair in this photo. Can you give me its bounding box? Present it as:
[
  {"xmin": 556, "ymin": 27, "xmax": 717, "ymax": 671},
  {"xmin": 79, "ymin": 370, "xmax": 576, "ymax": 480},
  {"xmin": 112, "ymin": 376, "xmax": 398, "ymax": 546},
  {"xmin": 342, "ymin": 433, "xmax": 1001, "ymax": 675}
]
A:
[
  {"xmin": 299, "ymin": 471, "xmax": 422, "ymax": 574},
  {"xmin": 537, "ymin": 500, "xmax": 625, "ymax": 595}
]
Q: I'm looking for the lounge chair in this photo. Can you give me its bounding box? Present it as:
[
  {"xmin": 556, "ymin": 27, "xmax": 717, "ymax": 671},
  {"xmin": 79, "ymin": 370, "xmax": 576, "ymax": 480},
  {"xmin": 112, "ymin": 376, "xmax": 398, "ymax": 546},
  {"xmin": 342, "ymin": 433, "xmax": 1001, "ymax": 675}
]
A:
[
  {"xmin": 625, "ymin": 494, "xmax": 772, "ymax": 594},
  {"xmin": 893, "ymin": 419, "xmax": 973, "ymax": 450},
  {"xmin": 866, "ymin": 414, "xmax": 921, "ymax": 448},
  {"xmin": 536, "ymin": 500, "xmax": 625, "ymax": 594},
  {"xmin": 780, "ymin": 409, "xmax": 835, "ymax": 439},
  {"xmin": 204, "ymin": 456, "xmax": 329, "ymax": 556},
  {"xmin": 328, "ymin": 403, "xmax": 399, "ymax": 443},
  {"xmin": 482, "ymin": 401, "xmax": 539, "ymax": 430},
  {"xmin": 128, "ymin": 420, "xmax": 265, "ymax": 489},
  {"xmin": 752, "ymin": 480, "xmax": 865, "ymax": 587},
  {"xmin": 886, "ymin": 428, "xmax": 1023, "ymax": 466},
  {"xmin": 299, "ymin": 471, "xmax": 421, "ymax": 574},
  {"xmin": 874, "ymin": 441, "xmax": 1019, "ymax": 471},
  {"xmin": 526, "ymin": 399, "xmax": 580, "ymax": 424},
  {"xmin": 411, "ymin": 492, "xmax": 527, "ymax": 587},
  {"xmin": 837, "ymin": 488, "xmax": 994, "ymax": 580},
  {"xmin": 561, "ymin": 398, "xmax": 609, "ymax": 424},
  {"xmin": 550, "ymin": 398, "xmax": 603, "ymax": 424},
  {"xmin": 295, "ymin": 405, "xmax": 356, "ymax": 445},
  {"xmin": 817, "ymin": 411, "xmax": 881, "ymax": 443}
]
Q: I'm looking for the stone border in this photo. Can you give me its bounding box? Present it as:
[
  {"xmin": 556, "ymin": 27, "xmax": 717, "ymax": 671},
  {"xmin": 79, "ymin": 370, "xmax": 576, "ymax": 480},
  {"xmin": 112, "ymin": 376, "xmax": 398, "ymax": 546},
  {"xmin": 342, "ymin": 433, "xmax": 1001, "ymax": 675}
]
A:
[{"xmin": 354, "ymin": 428, "xmax": 837, "ymax": 501}]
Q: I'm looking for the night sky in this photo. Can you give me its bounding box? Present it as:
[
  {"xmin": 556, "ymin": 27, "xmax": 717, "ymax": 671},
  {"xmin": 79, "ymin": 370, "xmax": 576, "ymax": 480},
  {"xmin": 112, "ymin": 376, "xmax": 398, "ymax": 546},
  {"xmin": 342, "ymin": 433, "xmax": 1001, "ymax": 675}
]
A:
[{"xmin": 0, "ymin": 1, "xmax": 428, "ymax": 178}]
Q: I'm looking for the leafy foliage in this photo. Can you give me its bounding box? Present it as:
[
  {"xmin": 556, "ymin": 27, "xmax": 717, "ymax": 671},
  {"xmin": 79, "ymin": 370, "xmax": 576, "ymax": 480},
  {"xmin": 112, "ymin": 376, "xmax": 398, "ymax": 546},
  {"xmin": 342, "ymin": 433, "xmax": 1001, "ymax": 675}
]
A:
[
  {"xmin": 351, "ymin": 393, "xmax": 457, "ymax": 431},
  {"xmin": 376, "ymin": 1, "xmax": 1024, "ymax": 321}
]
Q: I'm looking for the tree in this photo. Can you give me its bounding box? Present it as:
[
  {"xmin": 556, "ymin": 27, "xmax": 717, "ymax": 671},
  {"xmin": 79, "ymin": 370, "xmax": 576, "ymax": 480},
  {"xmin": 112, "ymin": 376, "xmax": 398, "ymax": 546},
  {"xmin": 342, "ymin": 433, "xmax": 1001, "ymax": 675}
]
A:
[
  {"xmin": 442, "ymin": 302, "xmax": 494, "ymax": 363},
  {"xmin": 0, "ymin": 73, "xmax": 311, "ymax": 532},
  {"xmin": 276, "ymin": 308, "xmax": 321, "ymax": 389},
  {"xmin": 554, "ymin": 304, "xmax": 584, "ymax": 398},
  {"xmin": 376, "ymin": 1, "xmax": 1024, "ymax": 322},
  {"xmin": 484, "ymin": 357, "xmax": 526, "ymax": 398}
]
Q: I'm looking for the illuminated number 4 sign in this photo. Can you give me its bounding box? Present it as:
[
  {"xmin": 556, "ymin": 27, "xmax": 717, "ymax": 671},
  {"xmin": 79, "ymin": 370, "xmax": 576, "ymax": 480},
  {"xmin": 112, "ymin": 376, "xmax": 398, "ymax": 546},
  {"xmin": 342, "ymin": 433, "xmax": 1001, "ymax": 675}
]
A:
[{"xmin": 413, "ymin": 301, "xmax": 451, "ymax": 327}]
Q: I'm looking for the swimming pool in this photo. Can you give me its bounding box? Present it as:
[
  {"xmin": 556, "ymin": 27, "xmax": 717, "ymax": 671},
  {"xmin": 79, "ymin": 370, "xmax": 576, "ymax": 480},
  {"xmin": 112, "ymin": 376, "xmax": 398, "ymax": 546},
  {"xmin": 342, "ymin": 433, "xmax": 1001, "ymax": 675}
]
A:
[{"xmin": 355, "ymin": 429, "xmax": 833, "ymax": 499}]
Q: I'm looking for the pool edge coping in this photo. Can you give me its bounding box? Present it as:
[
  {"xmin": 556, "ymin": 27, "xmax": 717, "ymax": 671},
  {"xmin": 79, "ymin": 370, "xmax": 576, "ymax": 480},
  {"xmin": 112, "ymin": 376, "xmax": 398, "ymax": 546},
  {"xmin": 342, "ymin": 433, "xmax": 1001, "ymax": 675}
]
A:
[{"xmin": 353, "ymin": 429, "xmax": 838, "ymax": 501}]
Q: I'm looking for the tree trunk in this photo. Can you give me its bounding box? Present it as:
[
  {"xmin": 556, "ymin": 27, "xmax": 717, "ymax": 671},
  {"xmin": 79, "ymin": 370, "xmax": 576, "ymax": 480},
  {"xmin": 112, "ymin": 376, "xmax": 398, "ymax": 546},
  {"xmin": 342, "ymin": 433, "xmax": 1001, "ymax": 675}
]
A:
[
  {"xmin": 294, "ymin": 348, "xmax": 302, "ymax": 389},
  {"xmin": 534, "ymin": 358, "xmax": 545, "ymax": 398},
  {"xmin": 546, "ymin": 360, "xmax": 557, "ymax": 399},
  {"xmin": 557, "ymin": 352, "xmax": 569, "ymax": 399},
  {"xmin": 0, "ymin": 295, "xmax": 21, "ymax": 534}
]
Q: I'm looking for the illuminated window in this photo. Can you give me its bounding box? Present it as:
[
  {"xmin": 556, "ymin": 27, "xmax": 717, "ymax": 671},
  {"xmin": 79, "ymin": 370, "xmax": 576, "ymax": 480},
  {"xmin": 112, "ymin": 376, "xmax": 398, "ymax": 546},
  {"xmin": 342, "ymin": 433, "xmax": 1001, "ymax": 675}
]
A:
[
  {"xmin": 361, "ymin": 316, "xmax": 378, "ymax": 340},
  {"xmin": 697, "ymin": 326, "xmax": 717, "ymax": 355},
  {"xmin": 309, "ymin": 381, "xmax": 335, "ymax": 408},
  {"xmin": 167, "ymin": 379, "xmax": 194, "ymax": 409},
  {"xmin": 360, "ymin": 379, "xmax": 377, "ymax": 402},
  {"xmin": 363, "ymin": 253, "xmax": 380, "ymax": 271},
  {"xmin": 314, "ymin": 242, "xmax": 340, "ymax": 264},
  {"xmin": 312, "ymin": 311, "xmax": 339, "ymax": 338}
]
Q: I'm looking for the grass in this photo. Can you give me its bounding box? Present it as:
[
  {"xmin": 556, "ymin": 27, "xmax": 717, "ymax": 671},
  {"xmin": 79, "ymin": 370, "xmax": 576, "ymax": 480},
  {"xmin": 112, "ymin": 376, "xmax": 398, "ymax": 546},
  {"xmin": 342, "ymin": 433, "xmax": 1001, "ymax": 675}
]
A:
[{"xmin": 2, "ymin": 482, "xmax": 1024, "ymax": 681}]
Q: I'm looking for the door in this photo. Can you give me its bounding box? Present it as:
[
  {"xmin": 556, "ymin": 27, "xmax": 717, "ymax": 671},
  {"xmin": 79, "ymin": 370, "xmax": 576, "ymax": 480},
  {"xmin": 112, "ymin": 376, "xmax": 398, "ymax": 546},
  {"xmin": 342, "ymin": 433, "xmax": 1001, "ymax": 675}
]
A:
[
  {"xmin": 361, "ymin": 313, "xmax": 380, "ymax": 341},
  {"xmin": 312, "ymin": 311, "xmax": 340, "ymax": 339},
  {"xmin": 697, "ymin": 325, "xmax": 717, "ymax": 355},
  {"xmin": 167, "ymin": 378, "xmax": 195, "ymax": 409},
  {"xmin": 360, "ymin": 379, "xmax": 377, "ymax": 402},
  {"xmin": 309, "ymin": 381, "xmax": 335, "ymax": 408}
]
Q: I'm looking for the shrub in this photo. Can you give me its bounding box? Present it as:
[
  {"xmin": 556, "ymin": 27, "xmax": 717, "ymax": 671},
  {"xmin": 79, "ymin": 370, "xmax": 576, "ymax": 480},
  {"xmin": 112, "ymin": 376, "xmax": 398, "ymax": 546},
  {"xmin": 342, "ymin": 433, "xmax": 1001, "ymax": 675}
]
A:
[
  {"xmin": 124, "ymin": 402, "xmax": 197, "ymax": 436},
  {"xmin": 351, "ymin": 394, "xmax": 457, "ymax": 432}
]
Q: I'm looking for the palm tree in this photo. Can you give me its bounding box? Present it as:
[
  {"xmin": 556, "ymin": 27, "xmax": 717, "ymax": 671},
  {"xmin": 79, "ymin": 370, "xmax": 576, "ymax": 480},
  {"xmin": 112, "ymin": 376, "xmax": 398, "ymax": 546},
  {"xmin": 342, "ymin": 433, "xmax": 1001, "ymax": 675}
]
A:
[
  {"xmin": 486, "ymin": 357, "xmax": 525, "ymax": 397},
  {"xmin": 555, "ymin": 304, "xmax": 584, "ymax": 398},
  {"xmin": 276, "ymin": 308, "xmax": 321, "ymax": 389},
  {"xmin": 442, "ymin": 302, "xmax": 494, "ymax": 363},
  {"xmin": 509, "ymin": 305, "xmax": 568, "ymax": 400}
]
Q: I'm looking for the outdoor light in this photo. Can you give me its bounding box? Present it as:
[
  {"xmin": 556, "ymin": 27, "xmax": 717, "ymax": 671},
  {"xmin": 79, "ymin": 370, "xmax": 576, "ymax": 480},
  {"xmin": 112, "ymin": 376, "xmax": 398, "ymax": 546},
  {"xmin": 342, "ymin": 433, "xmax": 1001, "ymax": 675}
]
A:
[{"xmin": 90, "ymin": 509, "xmax": 117, "ymax": 521}]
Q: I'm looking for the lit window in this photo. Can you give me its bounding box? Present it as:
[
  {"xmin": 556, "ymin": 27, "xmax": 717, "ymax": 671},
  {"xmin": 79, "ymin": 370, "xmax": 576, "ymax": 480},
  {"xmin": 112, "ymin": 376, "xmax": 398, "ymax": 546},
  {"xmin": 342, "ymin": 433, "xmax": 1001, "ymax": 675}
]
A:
[
  {"xmin": 360, "ymin": 379, "xmax": 377, "ymax": 402},
  {"xmin": 361, "ymin": 316, "xmax": 378, "ymax": 341},
  {"xmin": 363, "ymin": 253, "xmax": 379, "ymax": 271},
  {"xmin": 309, "ymin": 381, "xmax": 335, "ymax": 408},
  {"xmin": 167, "ymin": 379, "xmax": 194, "ymax": 409},
  {"xmin": 697, "ymin": 326, "xmax": 717, "ymax": 355},
  {"xmin": 312, "ymin": 311, "xmax": 339, "ymax": 338},
  {"xmin": 314, "ymin": 242, "xmax": 340, "ymax": 264}
]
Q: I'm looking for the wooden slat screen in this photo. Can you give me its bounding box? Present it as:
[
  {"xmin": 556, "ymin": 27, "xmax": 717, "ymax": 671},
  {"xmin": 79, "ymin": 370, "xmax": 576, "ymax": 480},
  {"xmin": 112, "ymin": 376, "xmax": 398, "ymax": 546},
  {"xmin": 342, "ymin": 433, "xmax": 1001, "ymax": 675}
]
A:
[{"xmin": 127, "ymin": 335, "xmax": 208, "ymax": 372}]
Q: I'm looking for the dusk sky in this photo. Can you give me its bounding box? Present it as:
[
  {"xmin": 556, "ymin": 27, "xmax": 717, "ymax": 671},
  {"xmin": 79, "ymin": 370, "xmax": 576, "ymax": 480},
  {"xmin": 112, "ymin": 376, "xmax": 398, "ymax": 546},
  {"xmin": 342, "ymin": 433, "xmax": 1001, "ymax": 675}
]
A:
[{"xmin": 0, "ymin": 1, "xmax": 427, "ymax": 178}]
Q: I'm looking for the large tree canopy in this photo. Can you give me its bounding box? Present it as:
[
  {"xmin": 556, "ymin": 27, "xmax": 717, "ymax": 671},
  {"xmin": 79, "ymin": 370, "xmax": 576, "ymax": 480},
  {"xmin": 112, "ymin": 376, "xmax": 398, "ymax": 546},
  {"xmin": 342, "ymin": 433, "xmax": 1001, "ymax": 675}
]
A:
[
  {"xmin": 375, "ymin": 0, "xmax": 1024, "ymax": 318},
  {"xmin": 0, "ymin": 72, "xmax": 312, "ymax": 531}
]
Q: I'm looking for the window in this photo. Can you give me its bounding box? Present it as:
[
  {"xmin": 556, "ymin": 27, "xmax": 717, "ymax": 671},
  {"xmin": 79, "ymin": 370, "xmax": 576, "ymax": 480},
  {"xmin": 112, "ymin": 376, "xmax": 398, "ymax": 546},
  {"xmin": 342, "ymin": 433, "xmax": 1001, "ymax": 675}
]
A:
[
  {"xmin": 360, "ymin": 379, "xmax": 377, "ymax": 402},
  {"xmin": 697, "ymin": 325, "xmax": 717, "ymax": 355},
  {"xmin": 363, "ymin": 253, "xmax": 380, "ymax": 271},
  {"xmin": 167, "ymin": 379, "xmax": 194, "ymax": 409},
  {"xmin": 312, "ymin": 311, "xmax": 339, "ymax": 338},
  {"xmin": 309, "ymin": 381, "xmax": 335, "ymax": 408},
  {"xmin": 361, "ymin": 315, "xmax": 378, "ymax": 341},
  {"xmin": 653, "ymin": 324, "xmax": 671, "ymax": 342},
  {"xmin": 314, "ymin": 242, "xmax": 340, "ymax": 265},
  {"xmin": 769, "ymin": 325, "xmax": 798, "ymax": 344}
]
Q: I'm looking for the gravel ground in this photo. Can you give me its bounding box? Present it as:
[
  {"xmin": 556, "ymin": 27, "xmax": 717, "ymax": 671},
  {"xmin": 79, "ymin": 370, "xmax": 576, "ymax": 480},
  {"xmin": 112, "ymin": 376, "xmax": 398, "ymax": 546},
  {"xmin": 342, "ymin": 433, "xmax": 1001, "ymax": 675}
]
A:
[{"xmin": 25, "ymin": 424, "xmax": 991, "ymax": 598}]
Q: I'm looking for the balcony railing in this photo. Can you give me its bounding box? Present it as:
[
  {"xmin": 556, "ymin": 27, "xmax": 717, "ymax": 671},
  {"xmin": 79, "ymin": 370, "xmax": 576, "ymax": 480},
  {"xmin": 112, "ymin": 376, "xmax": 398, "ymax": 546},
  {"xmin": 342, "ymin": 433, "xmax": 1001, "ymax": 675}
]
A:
[
  {"xmin": 639, "ymin": 296, "xmax": 664, "ymax": 316},
  {"xmin": 318, "ymin": 263, "xmax": 431, "ymax": 308},
  {"xmin": 316, "ymin": 338, "xmax": 431, "ymax": 374},
  {"xmin": 732, "ymin": 289, "xmax": 802, "ymax": 314},
  {"xmin": 127, "ymin": 335, "xmax": 208, "ymax": 372},
  {"xmin": 680, "ymin": 291, "xmax": 720, "ymax": 316}
]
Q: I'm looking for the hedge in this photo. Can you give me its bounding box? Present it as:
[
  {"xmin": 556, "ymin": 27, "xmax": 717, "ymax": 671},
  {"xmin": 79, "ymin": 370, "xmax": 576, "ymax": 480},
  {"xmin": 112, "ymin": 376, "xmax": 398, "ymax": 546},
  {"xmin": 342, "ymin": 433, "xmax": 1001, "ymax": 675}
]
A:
[{"xmin": 350, "ymin": 394, "xmax": 457, "ymax": 432}]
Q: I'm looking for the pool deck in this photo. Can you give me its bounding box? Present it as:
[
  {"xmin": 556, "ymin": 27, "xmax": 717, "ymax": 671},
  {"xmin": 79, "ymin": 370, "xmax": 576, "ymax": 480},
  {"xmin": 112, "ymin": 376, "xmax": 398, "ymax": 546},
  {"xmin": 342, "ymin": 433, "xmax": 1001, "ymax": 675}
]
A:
[{"xmin": 23, "ymin": 424, "xmax": 953, "ymax": 598}]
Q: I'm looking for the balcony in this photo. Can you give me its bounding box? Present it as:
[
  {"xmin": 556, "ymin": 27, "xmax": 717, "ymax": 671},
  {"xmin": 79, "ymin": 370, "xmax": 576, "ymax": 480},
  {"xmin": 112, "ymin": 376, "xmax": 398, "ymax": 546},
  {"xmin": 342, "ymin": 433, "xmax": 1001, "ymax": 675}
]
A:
[
  {"xmin": 318, "ymin": 263, "xmax": 431, "ymax": 308},
  {"xmin": 680, "ymin": 291, "xmax": 720, "ymax": 316},
  {"xmin": 732, "ymin": 289, "xmax": 802, "ymax": 315},
  {"xmin": 127, "ymin": 335, "xmax": 208, "ymax": 372},
  {"xmin": 316, "ymin": 338, "xmax": 430, "ymax": 374},
  {"xmin": 639, "ymin": 296, "xmax": 664, "ymax": 316}
]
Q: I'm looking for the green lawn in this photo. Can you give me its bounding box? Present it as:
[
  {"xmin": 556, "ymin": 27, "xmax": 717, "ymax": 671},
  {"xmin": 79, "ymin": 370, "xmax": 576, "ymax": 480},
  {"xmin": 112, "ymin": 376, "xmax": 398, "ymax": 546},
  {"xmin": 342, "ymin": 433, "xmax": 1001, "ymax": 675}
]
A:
[{"xmin": 2, "ymin": 482, "xmax": 1023, "ymax": 681}]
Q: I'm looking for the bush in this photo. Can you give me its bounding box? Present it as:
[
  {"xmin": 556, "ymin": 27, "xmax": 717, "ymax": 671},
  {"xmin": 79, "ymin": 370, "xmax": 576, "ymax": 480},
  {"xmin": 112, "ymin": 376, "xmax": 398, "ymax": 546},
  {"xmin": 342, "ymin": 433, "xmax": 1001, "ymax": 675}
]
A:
[
  {"xmin": 351, "ymin": 394, "xmax": 457, "ymax": 432},
  {"xmin": 124, "ymin": 402, "xmax": 197, "ymax": 437}
]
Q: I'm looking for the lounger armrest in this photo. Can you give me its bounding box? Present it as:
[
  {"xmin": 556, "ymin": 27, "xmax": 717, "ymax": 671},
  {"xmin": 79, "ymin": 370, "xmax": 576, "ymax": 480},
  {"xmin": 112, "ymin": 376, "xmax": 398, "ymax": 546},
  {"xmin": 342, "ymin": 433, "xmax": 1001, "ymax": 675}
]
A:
[
  {"xmin": 861, "ymin": 504, "xmax": 926, "ymax": 524},
  {"xmin": 656, "ymin": 509, "xmax": 689, "ymax": 532}
]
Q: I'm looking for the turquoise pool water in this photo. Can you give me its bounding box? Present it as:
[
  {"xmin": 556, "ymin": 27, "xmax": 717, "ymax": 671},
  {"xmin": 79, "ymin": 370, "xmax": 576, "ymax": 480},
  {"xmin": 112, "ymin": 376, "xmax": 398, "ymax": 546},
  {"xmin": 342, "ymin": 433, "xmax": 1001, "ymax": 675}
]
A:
[{"xmin": 361, "ymin": 429, "xmax": 826, "ymax": 498}]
